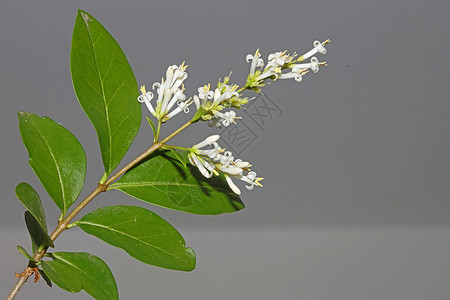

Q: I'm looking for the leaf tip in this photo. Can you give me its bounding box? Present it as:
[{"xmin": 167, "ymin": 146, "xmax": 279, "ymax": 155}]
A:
[
  {"xmin": 17, "ymin": 111, "xmax": 32, "ymax": 120},
  {"xmin": 79, "ymin": 10, "xmax": 91, "ymax": 26},
  {"xmin": 185, "ymin": 247, "xmax": 196, "ymax": 271}
]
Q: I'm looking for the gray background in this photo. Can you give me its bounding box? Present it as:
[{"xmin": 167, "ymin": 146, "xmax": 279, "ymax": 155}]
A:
[{"xmin": 1, "ymin": 0, "xmax": 450, "ymax": 299}]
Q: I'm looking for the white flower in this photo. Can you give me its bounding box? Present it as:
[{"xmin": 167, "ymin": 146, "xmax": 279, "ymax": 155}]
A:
[
  {"xmin": 277, "ymin": 70, "xmax": 306, "ymax": 82},
  {"xmin": 212, "ymin": 85, "xmax": 240, "ymax": 106},
  {"xmin": 235, "ymin": 171, "xmax": 263, "ymax": 191},
  {"xmin": 193, "ymin": 84, "xmax": 214, "ymax": 109},
  {"xmin": 191, "ymin": 134, "xmax": 224, "ymax": 160},
  {"xmin": 258, "ymin": 66, "xmax": 282, "ymax": 81},
  {"xmin": 246, "ymin": 49, "xmax": 264, "ymax": 76},
  {"xmin": 189, "ymin": 135, "xmax": 223, "ymax": 178},
  {"xmin": 188, "ymin": 136, "xmax": 263, "ymax": 195},
  {"xmin": 266, "ymin": 50, "xmax": 293, "ymax": 69},
  {"xmin": 300, "ymin": 39, "xmax": 329, "ymax": 60},
  {"xmin": 217, "ymin": 151, "xmax": 234, "ymax": 167},
  {"xmin": 223, "ymin": 170, "xmax": 263, "ymax": 195},
  {"xmin": 137, "ymin": 85, "xmax": 156, "ymax": 117},
  {"xmin": 209, "ymin": 110, "xmax": 240, "ymax": 128},
  {"xmin": 192, "ymin": 134, "xmax": 221, "ymax": 149},
  {"xmin": 188, "ymin": 153, "xmax": 215, "ymax": 178},
  {"xmin": 292, "ymin": 57, "xmax": 321, "ymax": 73},
  {"xmin": 224, "ymin": 174, "xmax": 242, "ymax": 195},
  {"xmin": 234, "ymin": 158, "xmax": 251, "ymax": 169},
  {"xmin": 138, "ymin": 62, "xmax": 191, "ymax": 121},
  {"xmin": 277, "ymin": 57, "xmax": 326, "ymax": 82},
  {"xmin": 164, "ymin": 97, "xmax": 194, "ymax": 120}
]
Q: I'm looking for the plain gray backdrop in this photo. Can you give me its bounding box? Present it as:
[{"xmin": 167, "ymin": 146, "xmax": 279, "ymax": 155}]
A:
[{"xmin": 1, "ymin": 0, "xmax": 450, "ymax": 299}]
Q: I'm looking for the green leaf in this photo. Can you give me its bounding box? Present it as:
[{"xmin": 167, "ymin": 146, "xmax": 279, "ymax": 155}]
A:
[
  {"xmin": 25, "ymin": 211, "xmax": 54, "ymax": 249},
  {"xmin": 110, "ymin": 151, "xmax": 244, "ymax": 215},
  {"xmin": 15, "ymin": 182, "xmax": 47, "ymax": 232},
  {"xmin": 41, "ymin": 252, "xmax": 117, "ymax": 299},
  {"xmin": 38, "ymin": 269, "xmax": 52, "ymax": 287},
  {"xmin": 146, "ymin": 116, "xmax": 157, "ymax": 140},
  {"xmin": 78, "ymin": 205, "xmax": 196, "ymax": 271},
  {"xmin": 71, "ymin": 10, "xmax": 141, "ymax": 175},
  {"xmin": 18, "ymin": 112, "xmax": 87, "ymax": 215},
  {"xmin": 164, "ymin": 147, "xmax": 187, "ymax": 168},
  {"xmin": 17, "ymin": 245, "xmax": 36, "ymax": 262}
]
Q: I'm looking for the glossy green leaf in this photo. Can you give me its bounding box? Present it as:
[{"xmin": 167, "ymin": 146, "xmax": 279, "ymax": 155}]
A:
[
  {"xmin": 110, "ymin": 151, "xmax": 244, "ymax": 215},
  {"xmin": 25, "ymin": 211, "xmax": 54, "ymax": 249},
  {"xmin": 78, "ymin": 205, "xmax": 196, "ymax": 271},
  {"xmin": 18, "ymin": 112, "xmax": 87, "ymax": 215},
  {"xmin": 15, "ymin": 182, "xmax": 47, "ymax": 231},
  {"xmin": 71, "ymin": 9, "xmax": 141, "ymax": 175},
  {"xmin": 17, "ymin": 245, "xmax": 36, "ymax": 262},
  {"xmin": 41, "ymin": 252, "xmax": 117, "ymax": 299}
]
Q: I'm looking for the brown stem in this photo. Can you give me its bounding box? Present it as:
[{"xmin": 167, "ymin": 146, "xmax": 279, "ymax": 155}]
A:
[{"xmin": 7, "ymin": 120, "xmax": 192, "ymax": 300}]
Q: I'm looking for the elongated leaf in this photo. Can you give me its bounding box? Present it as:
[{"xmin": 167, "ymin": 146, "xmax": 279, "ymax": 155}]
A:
[
  {"xmin": 71, "ymin": 10, "xmax": 141, "ymax": 175},
  {"xmin": 41, "ymin": 252, "xmax": 117, "ymax": 299},
  {"xmin": 38, "ymin": 269, "xmax": 52, "ymax": 287},
  {"xmin": 15, "ymin": 182, "xmax": 47, "ymax": 231},
  {"xmin": 18, "ymin": 112, "xmax": 86, "ymax": 215},
  {"xmin": 164, "ymin": 147, "xmax": 187, "ymax": 168},
  {"xmin": 78, "ymin": 205, "xmax": 196, "ymax": 271},
  {"xmin": 17, "ymin": 245, "xmax": 36, "ymax": 262},
  {"xmin": 25, "ymin": 211, "xmax": 54, "ymax": 249},
  {"xmin": 110, "ymin": 151, "xmax": 244, "ymax": 215},
  {"xmin": 146, "ymin": 116, "xmax": 157, "ymax": 140}
]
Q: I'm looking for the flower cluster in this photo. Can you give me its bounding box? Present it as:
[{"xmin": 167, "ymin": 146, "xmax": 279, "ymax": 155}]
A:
[
  {"xmin": 138, "ymin": 62, "xmax": 193, "ymax": 122},
  {"xmin": 245, "ymin": 39, "xmax": 329, "ymax": 92},
  {"xmin": 191, "ymin": 75, "xmax": 248, "ymax": 128},
  {"xmin": 136, "ymin": 39, "xmax": 329, "ymax": 195},
  {"xmin": 188, "ymin": 135, "xmax": 263, "ymax": 195}
]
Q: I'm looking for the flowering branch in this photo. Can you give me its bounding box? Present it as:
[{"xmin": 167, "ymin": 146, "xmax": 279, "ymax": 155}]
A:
[{"xmin": 7, "ymin": 9, "xmax": 330, "ymax": 300}]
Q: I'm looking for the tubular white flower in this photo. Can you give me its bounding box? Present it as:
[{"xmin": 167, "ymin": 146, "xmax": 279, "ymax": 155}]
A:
[
  {"xmin": 293, "ymin": 57, "xmax": 320, "ymax": 73},
  {"xmin": 225, "ymin": 174, "xmax": 241, "ymax": 195},
  {"xmin": 193, "ymin": 134, "xmax": 221, "ymax": 149},
  {"xmin": 235, "ymin": 171, "xmax": 263, "ymax": 190},
  {"xmin": 212, "ymin": 85, "xmax": 239, "ymax": 106},
  {"xmin": 234, "ymin": 159, "xmax": 251, "ymax": 169},
  {"xmin": 188, "ymin": 137, "xmax": 263, "ymax": 195},
  {"xmin": 222, "ymin": 169, "xmax": 263, "ymax": 195},
  {"xmin": 196, "ymin": 142, "xmax": 223, "ymax": 160},
  {"xmin": 146, "ymin": 62, "xmax": 189, "ymax": 120},
  {"xmin": 277, "ymin": 57, "xmax": 325, "ymax": 82},
  {"xmin": 301, "ymin": 39, "xmax": 329, "ymax": 60},
  {"xmin": 137, "ymin": 85, "xmax": 157, "ymax": 117},
  {"xmin": 267, "ymin": 50, "xmax": 293, "ymax": 69},
  {"xmin": 164, "ymin": 97, "xmax": 193, "ymax": 120},
  {"xmin": 170, "ymin": 62, "xmax": 188, "ymax": 92},
  {"xmin": 258, "ymin": 66, "xmax": 281, "ymax": 81},
  {"xmin": 246, "ymin": 49, "xmax": 264, "ymax": 76},
  {"xmin": 196, "ymin": 84, "xmax": 214, "ymax": 108},
  {"xmin": 166, "ymin": 89, "xmax": 186, "ymax": 111},
  {"xmin": 211, "ymin": 110, "xmax": 240, "ymax": 127},
  {"xmin": 278, "ymin": 71, "xmax": 305, "ymax": 82},
  {"xmin": 152, "ymin": 80, "xmax": 165, "ymax": 105},
  {"xmin": 193, "ymin": 95, "xmax": 201, "ymax": 109},
  {"xmin": 218, "ymin": 164, "xmax": 243, "ymax": 175},
  {"xmin": 189, "ymin": 154, "xmax": 213, "ymax": 178},
  {"xmin": 218, "ymin": 151, "xmax": 234, "ymax": 167}
]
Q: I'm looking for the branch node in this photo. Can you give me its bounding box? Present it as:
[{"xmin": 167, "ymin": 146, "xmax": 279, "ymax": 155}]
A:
[
  {"xmin": 14, "ymin": 266, "xmax": 40, "ymax": 283},
  {"xmin": 98, "ymin": 182, "xmax": 108, "ymax": 192}
]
